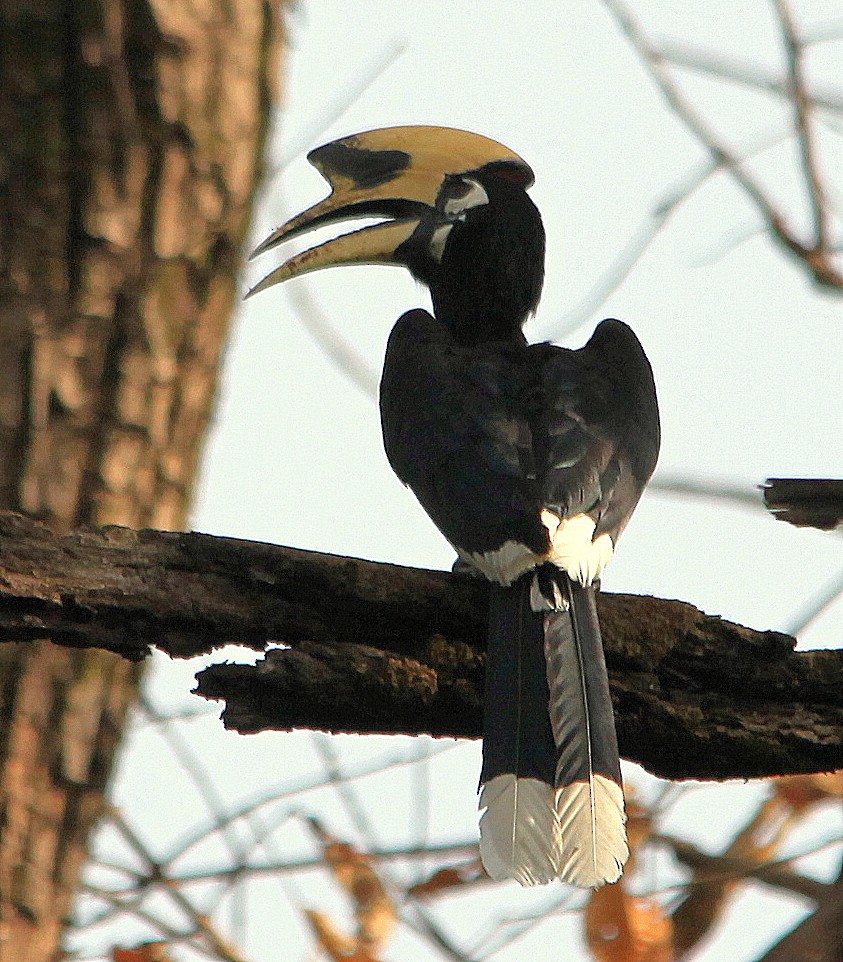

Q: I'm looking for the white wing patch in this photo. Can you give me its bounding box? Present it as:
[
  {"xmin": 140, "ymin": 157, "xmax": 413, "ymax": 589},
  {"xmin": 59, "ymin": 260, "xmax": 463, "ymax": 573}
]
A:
[
  {"xmin": 460, "ymin": 512, "xmax": 614, "ymax": 587},
  {"xmin": 460, "ymin": 540, "xmax": 540, "ymax": 585}
]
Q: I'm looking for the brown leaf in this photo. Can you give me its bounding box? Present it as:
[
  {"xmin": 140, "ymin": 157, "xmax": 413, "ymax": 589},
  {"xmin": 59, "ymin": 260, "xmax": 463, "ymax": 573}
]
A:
[
  {"xmin": 585, "ymin": 883, "xmax": 673, "ymax": 962},
  {"xmin": 672, "ymin": 774, "xmax": 840, "ymax": 956},
  {"xmin": 305, "ymin": 909, "xmax": 376, "ymax": 962},
  {"xmin": 624, "ymin": 796, "xmax": 652, "ymax": 875},
  {"xmin": 771, "ymin": 772, "xmax": 843, "ymax": 811},
  {"xmin": 408, "ymin": 861, "xmax": 484, "ymax": 897},
  {"xmin": 112, "ymin": 945, "xmax": 172, "ymax": 962},
  {"xmin": 306, "ymin": 818, "xmax": 397, "ymax": 951}
]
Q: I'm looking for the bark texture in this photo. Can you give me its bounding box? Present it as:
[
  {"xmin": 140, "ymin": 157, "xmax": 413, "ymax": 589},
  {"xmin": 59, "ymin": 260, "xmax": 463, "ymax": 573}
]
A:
[
  {"xmin": 0, "ymin": 1, "xmax": 282, "ymax": 957},
  {"xmin": 0, "ymin": 513, "xmax": 840, "ymax": 783}
]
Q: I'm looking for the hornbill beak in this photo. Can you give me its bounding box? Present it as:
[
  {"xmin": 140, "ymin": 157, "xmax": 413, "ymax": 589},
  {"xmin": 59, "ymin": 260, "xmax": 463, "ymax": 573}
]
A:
[{"xmin": 246, "ymin": 125, "xmax": 534, "ymax": 298}]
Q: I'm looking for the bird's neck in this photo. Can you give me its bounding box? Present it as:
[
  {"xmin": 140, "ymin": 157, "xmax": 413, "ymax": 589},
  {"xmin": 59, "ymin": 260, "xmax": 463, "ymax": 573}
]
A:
[{"xmin": 432, "ymin": 295, "xmax": 529, "ymax": 347}]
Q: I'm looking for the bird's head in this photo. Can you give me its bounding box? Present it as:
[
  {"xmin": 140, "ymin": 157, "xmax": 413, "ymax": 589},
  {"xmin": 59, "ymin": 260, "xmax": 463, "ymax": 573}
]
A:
[{"xmin": 248, "ymin": 125, "xmax": 545, "ymax": 343}]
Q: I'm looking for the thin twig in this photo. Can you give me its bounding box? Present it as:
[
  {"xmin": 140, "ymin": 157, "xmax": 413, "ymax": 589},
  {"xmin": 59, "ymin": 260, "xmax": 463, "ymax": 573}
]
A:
[
  {"xmin": 783, "ymin": 565, "xmax": 843, "ymax": 636},
  {"xmin": 802, "ymin": 17, "xmax": 843, "ymax": 45},
  {"xmin": 772, "ymin": 0, "xmax": 832, "ymax": 249},
  {"xmin": 647, "ymin": 474, "xmax": 765, "ymax": 512},
  {"xmin": 601, "ymin": 0, "xmax": 843, "ymax": 288},
  {"xmin": 148, "ymin": 842, "xmax": 483, "ymax": 888},
  {"xmin": 653, "ymin": 831, "xmax": 837, "ymax": 903},
  {"xmin": 276, "ymin": 38, "xmax": 408, "ymax": 173},
  {"xmin": 108, "ymin": 808, "xmax": 255, "ymax": 962},
  {"xmin": 160, "ymin": 743, "xmax": 458, "ymax": 873},
  {"xmin": 137, "ymin": 693, "xmax": 252, "ymax": 938},
  {"xmin": 76, "ymin": 884, "xmax": 208, "ymax": 951},
  {"xmin": 311, "ymin": 733, "xmax": 477, "ymax": 962},
  {"xmin": 469, "ymin": 891, "xmax": 583, "ymax": 959},
  {"xmin": 657, "ymin": 38, "xmax": 843, "ymax": 115},
  {"xmin": 285, "ymin": 277, "xmax": 380, "ymax": 399},
  {"xmin": 542, "ymin": 127, "xmax": 790, "ymax": 340}
]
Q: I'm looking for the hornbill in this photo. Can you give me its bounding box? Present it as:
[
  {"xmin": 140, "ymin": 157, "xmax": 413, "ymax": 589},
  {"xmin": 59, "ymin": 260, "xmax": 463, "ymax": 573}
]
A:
[{"xmin": 249, "ymin": 126, "xmax": 660, "ymax": 887}]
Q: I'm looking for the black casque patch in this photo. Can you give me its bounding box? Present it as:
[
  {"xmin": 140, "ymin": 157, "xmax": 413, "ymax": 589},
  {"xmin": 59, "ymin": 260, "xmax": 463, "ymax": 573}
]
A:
[{"xmin": 310, "ymin": 143, "xmax": 411, "ymax": 190}]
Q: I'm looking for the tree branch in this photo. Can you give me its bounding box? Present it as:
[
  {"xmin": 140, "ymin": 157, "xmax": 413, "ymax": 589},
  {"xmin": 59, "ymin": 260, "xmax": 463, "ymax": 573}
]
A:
[
  {"xmin": 0, "ymin": 511, "xmax": 839, "ymax": 782},
  {"xmin": 601, "ymin": 0, "xmax": 843, "ymax": 290}
]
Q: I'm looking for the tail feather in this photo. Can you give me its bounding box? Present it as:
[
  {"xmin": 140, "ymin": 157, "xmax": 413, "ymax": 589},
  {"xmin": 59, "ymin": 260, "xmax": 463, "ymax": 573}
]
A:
[
  {"xmin": 478, "ymin": 775, "xmax": 561, "ymax": 885},
  {"xmin": 479, "ymin": 580, "xmax": 562, "ymax": 884},
  {"xmin": 545, "ymin": 576, "xmax": 627, "ymax": 887},
  {"xmin": 556, "ymin": 777, "xmax": 627, "ymax": 885},
  {"xmin": 478, "ymin": 570, "xmax": 628, "ymax": 888}
]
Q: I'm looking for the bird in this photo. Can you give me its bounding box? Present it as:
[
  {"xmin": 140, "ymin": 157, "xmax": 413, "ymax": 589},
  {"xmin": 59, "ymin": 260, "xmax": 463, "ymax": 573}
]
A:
[{"xmin": 248, "ymin": 125, "xmax": 660, "ymax": 888}]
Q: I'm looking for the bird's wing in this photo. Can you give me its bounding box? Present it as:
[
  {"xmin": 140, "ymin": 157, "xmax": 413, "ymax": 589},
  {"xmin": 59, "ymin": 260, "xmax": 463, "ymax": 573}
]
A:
[
  {"xmin": 533, "ymin": 319, "xmax": 660, "ymax": 543},
  {"xmin": 380, "ymin": 309, "xmax": 546, "ymax": 559}
]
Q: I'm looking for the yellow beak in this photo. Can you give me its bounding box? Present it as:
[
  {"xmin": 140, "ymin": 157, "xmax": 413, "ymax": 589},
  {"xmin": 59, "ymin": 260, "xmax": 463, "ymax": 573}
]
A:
[{"xmin": 247, "ymin": 125, "xmax": 533, "ymax": 298}]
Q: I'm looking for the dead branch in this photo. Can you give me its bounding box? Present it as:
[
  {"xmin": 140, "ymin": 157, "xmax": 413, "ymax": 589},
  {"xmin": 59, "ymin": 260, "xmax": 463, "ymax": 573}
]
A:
[
  {"xmin": 0, "ymin": 511, "xmax": 839, "ymax": 782},
  {"xmin": 763, "ymin": 478, "xmax": 843, "ymax": 531}
]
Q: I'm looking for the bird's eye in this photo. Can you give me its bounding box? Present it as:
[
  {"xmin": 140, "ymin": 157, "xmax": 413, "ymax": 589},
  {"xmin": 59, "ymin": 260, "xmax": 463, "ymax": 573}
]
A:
[
  {"xmin": 441, "ymin": 177, "xmax": 489, "ymax": 217},
  {"xmin": 445, "ymin": 179, "xmax": 473, "ymax": 200}
]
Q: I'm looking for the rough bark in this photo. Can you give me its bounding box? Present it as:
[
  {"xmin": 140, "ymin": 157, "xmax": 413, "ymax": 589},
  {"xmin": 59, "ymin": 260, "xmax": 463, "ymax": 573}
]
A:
[
  {"xmin": 0, "ymin": 2, "xmax": 283, "ymax": 958},
  {"xmin": 0, "ymin": 512, "xmax": 839, "ymax": 783}
]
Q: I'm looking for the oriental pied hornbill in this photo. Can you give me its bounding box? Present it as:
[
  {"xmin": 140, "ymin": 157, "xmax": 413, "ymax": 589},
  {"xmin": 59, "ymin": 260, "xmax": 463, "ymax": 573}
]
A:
[{"xmin": 249, "ymin": 126, "xmax": 660, "ymax": 888}]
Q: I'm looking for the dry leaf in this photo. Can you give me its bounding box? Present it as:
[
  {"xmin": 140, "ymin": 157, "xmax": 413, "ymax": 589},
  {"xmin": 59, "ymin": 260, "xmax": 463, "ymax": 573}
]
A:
[
  {"xmin": 408, "ymin": 862, "xmax": 484, "ymax": 897},
  {"xmin": 625, "ymin": 797, "xmax": 652, "ymax": 875},
  {"xmin": 306, "ymin": 818, "xmax": 396, "ymax": 954},
  {"xmin": 586, "ymin": 883, "xmax": 673, "ymax": 962},
  {"xmin": 112, "ymin": 944, "xmax": 171, "ymax": 962},
  {"xmin": 771, "ymin": 772, "xmax": 843, "ymax": 811},
  {"xmin": 305, "ymin": 909, "xmax": 377, "ymax": 962},
  {"xmin": 672, "ymin": 773, "xmax": 840, "ymax": 956}
]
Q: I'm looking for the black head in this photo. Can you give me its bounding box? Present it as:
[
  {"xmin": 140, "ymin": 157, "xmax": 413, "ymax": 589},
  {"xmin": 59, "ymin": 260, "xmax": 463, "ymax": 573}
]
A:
[
  {"xmin": 247, "ymin": 125, "xmax": 544, "ymax": 345},
  {"xmin": 400, "ymin": 169, "xmax": 545, "ymax": 344}
]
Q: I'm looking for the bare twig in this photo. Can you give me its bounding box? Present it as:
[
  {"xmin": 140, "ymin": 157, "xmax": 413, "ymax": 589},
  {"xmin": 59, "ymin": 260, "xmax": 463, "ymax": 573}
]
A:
[
  {"xmin": 783, "ymin": 566, "xmax": 843, "ymax": 636},
  {"xmin": 657, "ymin": 38, "xmax": 843, "ymax": 115},
  {"xmin": 543, "ymin": 128, "xmax": 789, "ymax": 340},
  {"xmin": 601, "ymin": 0, "xmax": 843, "ymax": 289},
  {"xmin": 647, "ymin": 474, "xmax": 765, "ymax": 512},
  {"xmin": 284, "ymin": 278, "xmax": 380, "ymax": 399},
  {"xmin": 655, "ymin": 832, "xmax": 834, "ymax": 903},
  {"xmin": 107, "ymin": 808, "xmax": 255, "ymax": 962},
  {"xmin": 310, "ymin": 733, "xmax": 480, "ymax": 962},
  {"xmin": 275, "ymin": 38, "xmax": 408, "ymax": 175},
  {"xmin": 772, "ymin": 0, "xmax": 832, "ymax": 250},
  {"xmin": 77, "ymin": 884, "xmax": 207, "ymax": 951},
  {"xmin": 802, "ymin": 17, "xmax": 843, "ymax": 45},
  {"xmin": 468, "ymin": 891, "xmax": 583, "ymax": 959}
]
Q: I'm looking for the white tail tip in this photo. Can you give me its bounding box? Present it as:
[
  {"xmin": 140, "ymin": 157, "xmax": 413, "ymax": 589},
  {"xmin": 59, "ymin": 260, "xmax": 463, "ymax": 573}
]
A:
[
  {"xmin": 556, "ymin": 775, "xmax": 628, "ymax": 888},
  {"xmin": 479, "ymin": 774, "xmax": 629, "ymax": 888},
  {"xmin": 479, "ymin": 775, "xmax": 562, "ymax": 886}
]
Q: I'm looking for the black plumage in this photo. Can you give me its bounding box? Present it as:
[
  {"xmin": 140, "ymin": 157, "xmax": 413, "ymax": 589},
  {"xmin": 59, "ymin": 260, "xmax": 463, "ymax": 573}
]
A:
[{"xmin": 249, "ymin": 125, "xmax": 660, "ymax": 887}]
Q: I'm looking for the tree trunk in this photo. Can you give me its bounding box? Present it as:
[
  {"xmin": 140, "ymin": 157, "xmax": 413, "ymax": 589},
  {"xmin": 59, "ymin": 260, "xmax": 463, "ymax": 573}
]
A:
[{"xmin": 0, "ymin": 0, "xmax": 283, "ymax": 957}]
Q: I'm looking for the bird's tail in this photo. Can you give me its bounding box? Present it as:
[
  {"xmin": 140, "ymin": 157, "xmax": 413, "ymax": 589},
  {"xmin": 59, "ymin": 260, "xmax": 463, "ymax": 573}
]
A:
[{"xmin": 478, "ymin": 567, "xmax": 628, "ymax": 887}]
